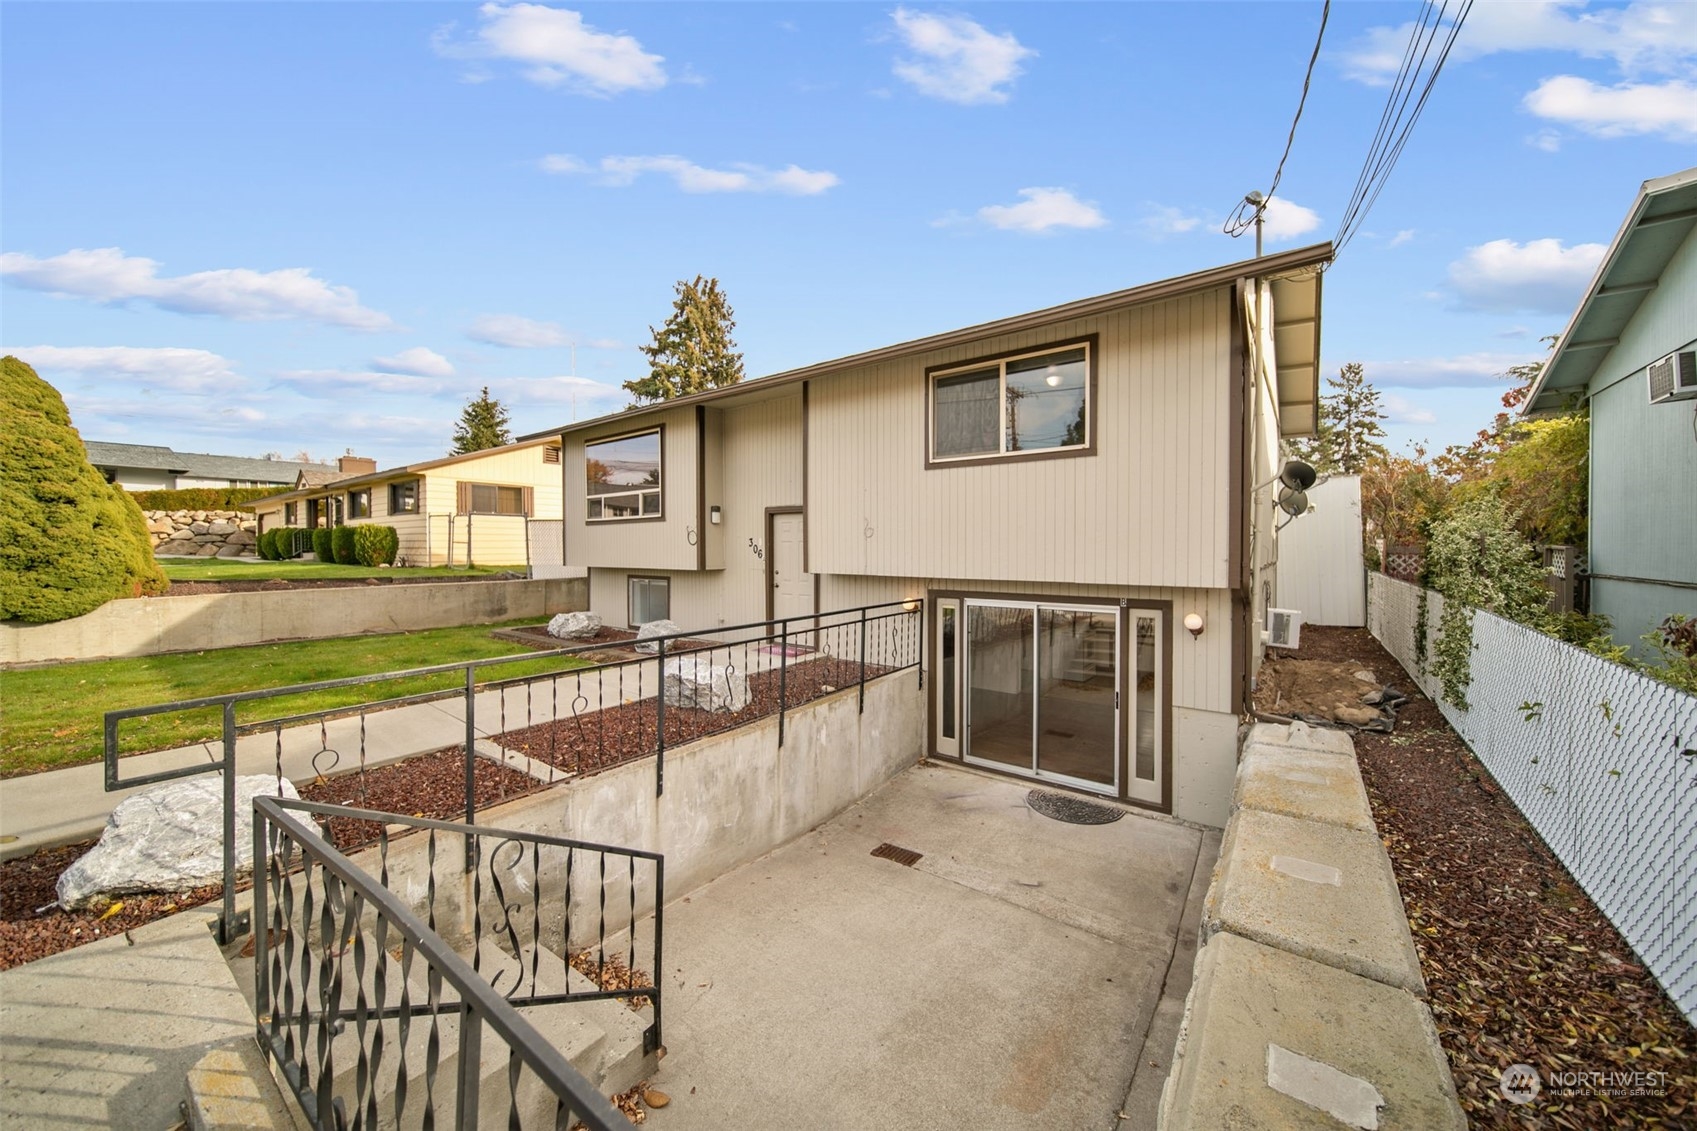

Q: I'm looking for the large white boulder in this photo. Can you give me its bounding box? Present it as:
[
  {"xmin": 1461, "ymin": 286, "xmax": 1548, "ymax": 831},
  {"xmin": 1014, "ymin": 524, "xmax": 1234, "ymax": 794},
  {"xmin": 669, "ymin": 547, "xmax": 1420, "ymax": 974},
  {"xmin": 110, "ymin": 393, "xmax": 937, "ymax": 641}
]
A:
[
  {"xmin": 662, "ymin": 655, "xmax": 750, "ymax": 713},
  {"xmin": 634, "ymin": 620, "xmax": 682, "ymax": 653},
  {"xmin": 547, "ymin": 611, "xmax": 602, "ymax": 640},
  {"xmin": 56, "ymin": 775, "xmax": 300, "ymax": 910}
]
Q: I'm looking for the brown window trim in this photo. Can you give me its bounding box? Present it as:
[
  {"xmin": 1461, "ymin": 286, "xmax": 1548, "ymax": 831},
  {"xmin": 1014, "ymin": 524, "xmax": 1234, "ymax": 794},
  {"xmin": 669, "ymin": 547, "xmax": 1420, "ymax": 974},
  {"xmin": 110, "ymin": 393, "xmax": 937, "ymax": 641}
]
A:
[
  {"xmin": 347, "ymin": 489, "xmax": 371, "ymax": 519},
  {"xmin": 923, "ymin": 334, "xmax": 1099, "ymax": 470},
  {"xmin": 923, "ymin": 589, "xmax": 1173, "ymax": 814},
  {"xmin": 456, "ymin": 481, "xmax": 533, "ymax": 517},
  {"xmin": 626, "ymin": 574, "xmax": 671, "ymax": 628},
  {"xmin": 388, "ymin": 479, "xmax": 420, "ymax": 516},
  {"xmin": 585, "ymin": 424, "xmax": 666, "ymax": 524}
]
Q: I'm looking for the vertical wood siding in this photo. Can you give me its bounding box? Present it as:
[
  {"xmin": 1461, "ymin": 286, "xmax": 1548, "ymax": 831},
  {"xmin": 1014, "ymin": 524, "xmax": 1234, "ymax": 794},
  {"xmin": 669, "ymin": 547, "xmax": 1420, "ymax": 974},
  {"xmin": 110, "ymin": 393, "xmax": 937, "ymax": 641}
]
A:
[
  {"xmin": 565, "ymin": 405, "xmax": 700, "ymax": 570},
  {"xmin": 807, "ymin": 289, "xmax": 1234, "ymax": 589}
]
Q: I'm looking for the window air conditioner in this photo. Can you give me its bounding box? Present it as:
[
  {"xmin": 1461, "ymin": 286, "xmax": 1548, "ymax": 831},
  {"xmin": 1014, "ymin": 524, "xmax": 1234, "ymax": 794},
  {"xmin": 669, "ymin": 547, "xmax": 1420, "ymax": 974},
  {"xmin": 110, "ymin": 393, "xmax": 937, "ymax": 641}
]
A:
[
  {"xmin": 1264, "ymin": 607, "xmax": 1303, "ymax": 650},
  {"xmin": 1647, "ymin": 350, "xmax": 1697, "ymax": 404}
]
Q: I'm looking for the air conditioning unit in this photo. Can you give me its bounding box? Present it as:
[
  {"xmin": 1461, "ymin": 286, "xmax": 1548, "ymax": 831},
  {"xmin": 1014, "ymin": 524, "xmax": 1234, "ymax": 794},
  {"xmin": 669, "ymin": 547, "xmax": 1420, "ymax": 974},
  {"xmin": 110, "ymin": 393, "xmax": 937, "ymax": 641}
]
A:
[
  {"xmin": 1264, "ymin": 607, "xmax": 1303, "ymax": 650},
  {"xmin": 1647, "ymin": 350, "xmax": 1697, "ymax": 404}
]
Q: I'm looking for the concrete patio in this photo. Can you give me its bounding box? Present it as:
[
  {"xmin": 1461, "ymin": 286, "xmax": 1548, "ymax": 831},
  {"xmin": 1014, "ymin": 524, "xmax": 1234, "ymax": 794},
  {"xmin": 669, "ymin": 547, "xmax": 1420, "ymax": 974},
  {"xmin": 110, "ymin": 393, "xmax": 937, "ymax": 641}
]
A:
[{"xmin": 639, "ymin": 762, "xmax": 1218, "ymax": 1130}]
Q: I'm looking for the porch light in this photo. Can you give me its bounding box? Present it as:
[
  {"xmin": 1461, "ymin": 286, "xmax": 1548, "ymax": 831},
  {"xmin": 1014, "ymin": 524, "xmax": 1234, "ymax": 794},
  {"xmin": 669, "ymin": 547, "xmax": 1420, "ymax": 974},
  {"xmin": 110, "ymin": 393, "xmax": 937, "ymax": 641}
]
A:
[
  {"xmin": 1184, "ymin": 612, "xmax": 1205, "ymax": 638},
  {"xmin": 902, "ymin": 599, "xmax": 921, "ymax": 612}
]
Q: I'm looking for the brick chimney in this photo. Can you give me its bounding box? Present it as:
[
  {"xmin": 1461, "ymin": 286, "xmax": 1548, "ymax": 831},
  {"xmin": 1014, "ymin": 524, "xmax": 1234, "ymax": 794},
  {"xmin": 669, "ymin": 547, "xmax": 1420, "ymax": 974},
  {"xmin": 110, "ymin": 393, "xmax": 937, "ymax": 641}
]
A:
[{"xmin": 338, "ymin": 454, "xmax": 377, "ymax": 475}]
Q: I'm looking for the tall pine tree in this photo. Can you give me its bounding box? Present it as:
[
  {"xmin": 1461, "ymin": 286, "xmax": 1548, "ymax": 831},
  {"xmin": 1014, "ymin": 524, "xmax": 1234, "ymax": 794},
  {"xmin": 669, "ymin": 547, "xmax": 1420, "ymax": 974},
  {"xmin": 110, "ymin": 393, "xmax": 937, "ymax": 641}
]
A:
[
  {"xmin": 624, "ymin": 276, "xmax": 745, "ymax": 405},
  {"xmin": 1290, "ymin": 362, "xmax": 1389, "ymax": 474},
  {"xmin": 451, "ymin": 386, "xmax": 512, "ymax": 454}
]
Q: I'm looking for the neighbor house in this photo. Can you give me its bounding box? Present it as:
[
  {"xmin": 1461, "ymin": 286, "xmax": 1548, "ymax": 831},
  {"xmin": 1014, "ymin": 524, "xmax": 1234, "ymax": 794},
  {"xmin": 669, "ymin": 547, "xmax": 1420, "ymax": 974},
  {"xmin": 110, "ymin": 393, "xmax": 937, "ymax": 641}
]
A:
[
  {"xmin": 1524, "ymin": 166, "xmax": 1697, "ymax": 655},
  {"xmin": 84, "ymin": 442, "xmax": 336, "ymax": 491},
  {"xmin": 250, "ymin": 437, "xmax": 564, "ymax": 567},
  {"xmin": 520, "ymin": 244, "xmax": 1330, "ymax": 828}
]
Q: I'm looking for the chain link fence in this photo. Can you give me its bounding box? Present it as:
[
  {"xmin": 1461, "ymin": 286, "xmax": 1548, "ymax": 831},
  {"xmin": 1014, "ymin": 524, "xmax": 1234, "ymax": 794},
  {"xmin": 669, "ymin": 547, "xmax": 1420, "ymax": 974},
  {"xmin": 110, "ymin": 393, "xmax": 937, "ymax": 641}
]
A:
[{"xmin": 1368, "ymin": 572, "xmax": 1697, "ymax": 1026}]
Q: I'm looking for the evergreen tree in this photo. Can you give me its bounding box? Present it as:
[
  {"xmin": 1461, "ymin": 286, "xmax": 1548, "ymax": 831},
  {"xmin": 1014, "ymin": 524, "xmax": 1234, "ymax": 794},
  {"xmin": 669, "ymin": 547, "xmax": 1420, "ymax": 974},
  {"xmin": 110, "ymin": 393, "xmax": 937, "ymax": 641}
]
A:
[
  {"xmin": 624, "ymin": 275, "xmax": 745, "ymax": 405},
  {"xmin": 0, "ymin": 356, "xmax": 168, "ymax": 622},
  {"xmin": 1290, "ymin": 362, "xmax": 1389, "ymax": 474},
  {"xmin": 450, "ymin": 386, "xmax": 512, "ymax": 454}
]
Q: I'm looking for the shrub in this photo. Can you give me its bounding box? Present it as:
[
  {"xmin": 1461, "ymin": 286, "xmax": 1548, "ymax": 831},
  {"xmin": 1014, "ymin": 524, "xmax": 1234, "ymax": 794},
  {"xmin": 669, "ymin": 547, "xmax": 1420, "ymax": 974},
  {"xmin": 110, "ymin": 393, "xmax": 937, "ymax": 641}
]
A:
[
  {"xmin": 128, "ymin": 486, "xmax": 288, "ymax": 511},
  {"xmin": 1, "ymin": 356, "xmax": 169, "ymax": 621},
  {"xmin": 275, "ymin": 527, "xmax": 306, "ymax": 559},
  {"xmin": 1643, "ymin": 615, "xmax": 1697, "ymax": 695},
  {"xmin": 255, "ymin": 529, "xmax": 276, "ymax": 560},
  {"xmin": 352, "ymin": 524, "xmax": 399, "ymax": 567},
  {"xmin": 312, "ymin": 528, "xmax": 333, "ymax": 562},
  {"xmin": 331, "ymin": 526, "xmax": 358, "ymax": 565}
]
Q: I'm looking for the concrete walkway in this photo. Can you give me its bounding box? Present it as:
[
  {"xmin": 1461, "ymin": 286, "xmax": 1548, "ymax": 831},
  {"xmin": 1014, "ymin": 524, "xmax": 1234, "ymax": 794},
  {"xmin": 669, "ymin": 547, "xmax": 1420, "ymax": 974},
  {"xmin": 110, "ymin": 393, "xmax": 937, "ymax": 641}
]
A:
[
  {"xmin": 639, "ymin": 763, "xmax": 1219, "ymax": 1130},
  {"xmin": 1, "ymin": 642, "xmax": 822, "ymax": 860}
]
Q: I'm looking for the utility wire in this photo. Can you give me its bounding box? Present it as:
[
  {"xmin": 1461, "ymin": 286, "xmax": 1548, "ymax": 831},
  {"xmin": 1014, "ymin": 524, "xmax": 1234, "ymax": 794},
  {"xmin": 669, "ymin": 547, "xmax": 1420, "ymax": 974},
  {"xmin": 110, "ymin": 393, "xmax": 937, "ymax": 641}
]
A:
[
  {"xmin": 1225, "ymin": 0, "xmax": 1332, "ymax": 238},
  {"xmin": 1332, "ymin": 0, "xmax": 1474, "ymax": 256}
]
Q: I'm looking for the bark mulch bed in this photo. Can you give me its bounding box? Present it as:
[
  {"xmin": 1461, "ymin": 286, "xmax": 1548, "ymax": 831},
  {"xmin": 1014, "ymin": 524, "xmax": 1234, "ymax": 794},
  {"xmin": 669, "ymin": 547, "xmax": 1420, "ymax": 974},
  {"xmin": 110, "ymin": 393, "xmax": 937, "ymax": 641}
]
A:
[
  {"xmin": 296, "ymin": 747, "xmax": 547, "ymax": 852},
  {"xmin": 497, "ymin": 658, "xmax": 892, "ymax": 777},
  {"xmin": 0, "ymin": 840, "xmax": 223, "ymax": 971},
  {"xmin": 161, "ymin": 571, "xmax": 526, "ymax": 596},
  {"xmin": 1274, "ymin": 626, "xmax": 1695, "ymax": 1128}
]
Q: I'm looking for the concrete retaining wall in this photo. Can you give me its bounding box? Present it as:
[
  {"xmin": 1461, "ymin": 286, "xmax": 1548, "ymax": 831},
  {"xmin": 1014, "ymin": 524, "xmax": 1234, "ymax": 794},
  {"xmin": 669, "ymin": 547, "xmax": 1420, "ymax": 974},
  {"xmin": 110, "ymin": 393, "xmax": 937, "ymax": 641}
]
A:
[
  {"xmin": 1159, "ymin": 721, "xmax": 1466, "ymax": 1130},
  {"xmin": 347, "ymin": 669, "xmax": 926, "ymax": 954},
  {"xmin": 0, "ymin": 577, "xmax": 588, "ymax": 666}
]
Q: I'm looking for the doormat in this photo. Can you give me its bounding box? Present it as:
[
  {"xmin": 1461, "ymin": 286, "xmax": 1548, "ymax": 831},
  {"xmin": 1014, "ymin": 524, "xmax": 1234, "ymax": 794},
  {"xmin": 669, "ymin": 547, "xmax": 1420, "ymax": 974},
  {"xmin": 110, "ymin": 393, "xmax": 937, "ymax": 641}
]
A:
[
  {"xmin": 1026, "ymin": 790, "xmax": 1125, "ymax": 825},
  {"xmin": 758, "ymin": 644, "xmax": 815, "ymax": 657}
]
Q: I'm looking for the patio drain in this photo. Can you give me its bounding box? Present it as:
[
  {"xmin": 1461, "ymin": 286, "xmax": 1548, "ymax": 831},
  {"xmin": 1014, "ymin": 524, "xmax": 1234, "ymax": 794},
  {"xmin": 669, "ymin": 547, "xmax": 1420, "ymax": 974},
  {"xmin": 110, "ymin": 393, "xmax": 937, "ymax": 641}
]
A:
[
  {"xmin": 1026, "ymin": 790, "xmax": 1126, "ymax": 825},
  {"xmin": 870, "ymin": 842, "xmax": 923, "ymax": 867}
]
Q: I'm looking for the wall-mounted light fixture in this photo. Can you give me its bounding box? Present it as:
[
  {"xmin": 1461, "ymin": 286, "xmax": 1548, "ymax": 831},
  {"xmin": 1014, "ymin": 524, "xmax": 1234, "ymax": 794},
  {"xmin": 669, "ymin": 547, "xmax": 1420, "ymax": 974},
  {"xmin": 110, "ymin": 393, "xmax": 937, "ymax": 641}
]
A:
[
  {"xmin": 710, "ymin": 505, "xmax": 722, "ymax": 525},
  {"xmin": 1183, "ymin": 612, "xmax": 1205, "ymax": 639},
  {"xmin": 902, "ymin": 599, "xmax": 921, "ymax": 612}
]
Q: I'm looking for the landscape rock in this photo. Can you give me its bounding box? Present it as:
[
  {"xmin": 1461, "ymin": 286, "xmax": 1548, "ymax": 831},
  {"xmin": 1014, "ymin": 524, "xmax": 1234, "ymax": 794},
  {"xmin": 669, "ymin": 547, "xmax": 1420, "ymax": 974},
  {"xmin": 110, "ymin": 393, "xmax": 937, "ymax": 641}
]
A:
[
  {"xmin": 189, "ymin": 521, "xmax": 211, "ymax": 535},
  {"xmin": 227, "ymin": 530, "xmax": 256, "ymax": 545},
  {"xmin": 634, "ymin": 620, "xmax": 682, "ymax": 653},
  {"xmin": 547, "ymin": 611, "xmax": 602, "ymax": 640},
  {"xmin": 662, "ymin": 655, "xmax": 750, "ymax": 712},
  {"xmin": 206, "ymin": 521, "xmax": 238, "ymax": 535},
  {"xmin": 1335, "ymin": 706, "xmax": 1382, "ymax": 727},
  {"xmin": 57, "ymin": 775, "xmax": 300, "ymax": 910},
  {"xmin": 197, "ymin": 545, "xmax": 220, "ymax": 556},
  {"xmin": 215, "ymin": 544, "xmax": 249, "ymax": 558}
]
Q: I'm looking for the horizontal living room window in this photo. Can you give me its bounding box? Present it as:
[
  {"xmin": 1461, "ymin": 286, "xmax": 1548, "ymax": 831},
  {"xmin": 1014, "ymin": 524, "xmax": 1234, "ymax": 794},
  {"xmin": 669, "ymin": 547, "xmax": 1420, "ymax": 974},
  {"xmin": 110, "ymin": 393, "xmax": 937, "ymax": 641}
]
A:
[
  {"xmin": 928, "ymin": 338, "xmax": 1094, "ymax": 466},
  {"xmin": 457, "ymin": 482, "xmax": 530, "ymax": 516},
  {"xmin": 586, "ymin": 428, "xmax": 662, "ymax": 522}
]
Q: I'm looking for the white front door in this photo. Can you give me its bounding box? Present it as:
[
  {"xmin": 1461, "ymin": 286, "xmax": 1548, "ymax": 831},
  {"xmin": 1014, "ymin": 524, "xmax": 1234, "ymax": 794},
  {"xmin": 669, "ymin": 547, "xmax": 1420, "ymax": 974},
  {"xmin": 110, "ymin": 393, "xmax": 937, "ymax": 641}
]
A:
[{"xmin": 770, "ymin": 512, "xmax": 813, "ymax": 622}]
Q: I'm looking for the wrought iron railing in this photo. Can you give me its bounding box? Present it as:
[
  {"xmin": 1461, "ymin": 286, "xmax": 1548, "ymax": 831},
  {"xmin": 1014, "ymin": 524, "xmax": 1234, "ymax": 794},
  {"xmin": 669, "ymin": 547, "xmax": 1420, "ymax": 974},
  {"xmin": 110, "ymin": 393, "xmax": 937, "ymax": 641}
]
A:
[
  {"xmin": 254, "ymin": 795, "xmax": 660, "ymax": 1130},
  {"xmin": 103, "ymin": 601, "xmax": 923, "ymax": 940}
]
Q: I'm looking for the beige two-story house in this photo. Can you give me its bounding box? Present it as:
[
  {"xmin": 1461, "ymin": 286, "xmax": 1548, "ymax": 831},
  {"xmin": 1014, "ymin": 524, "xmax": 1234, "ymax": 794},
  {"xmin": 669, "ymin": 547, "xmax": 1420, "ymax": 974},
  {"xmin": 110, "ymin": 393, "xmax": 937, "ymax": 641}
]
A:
[{"xmin": 522, "ymin": 245, "xmax": 1329, "ymax": 827}]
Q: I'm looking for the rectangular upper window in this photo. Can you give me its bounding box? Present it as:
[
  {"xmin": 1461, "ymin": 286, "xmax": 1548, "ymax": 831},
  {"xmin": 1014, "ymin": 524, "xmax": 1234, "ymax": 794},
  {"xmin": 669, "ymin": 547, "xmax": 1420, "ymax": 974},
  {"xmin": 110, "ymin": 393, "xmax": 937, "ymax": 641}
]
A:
[
  {"xmin": 389, "ymin": 480, "xmax": 419, "ymax": 515},
  {"xmin": 585, "ymin": 429, "xmax": 662, "ymax": 522},
  {"xmin": 283, "ymin": 502, "xmax": 297, "ymax": 526},
  {"xmin": 458, "ymin": 482, "xmax": 530, "ymax": 516},
  {"xmin": 347, "ymin": 489, "xmax": 371, "ymax": 519},
  {"xmin": 927, "ymin": 338, "xmax": 1095, "ymax": 466}
]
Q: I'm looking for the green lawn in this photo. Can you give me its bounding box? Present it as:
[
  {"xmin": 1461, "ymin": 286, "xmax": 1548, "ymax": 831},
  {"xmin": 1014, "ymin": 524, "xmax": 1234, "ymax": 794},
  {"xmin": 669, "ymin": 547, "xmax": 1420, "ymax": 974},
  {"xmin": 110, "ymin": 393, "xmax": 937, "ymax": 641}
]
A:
[
  {"xmin": 161, "ymin": 559, "xmax": 524, "ymax": 582},
  {"xmin": 0, "ymin": 621, "xmax": 585, "ymax": 777}
]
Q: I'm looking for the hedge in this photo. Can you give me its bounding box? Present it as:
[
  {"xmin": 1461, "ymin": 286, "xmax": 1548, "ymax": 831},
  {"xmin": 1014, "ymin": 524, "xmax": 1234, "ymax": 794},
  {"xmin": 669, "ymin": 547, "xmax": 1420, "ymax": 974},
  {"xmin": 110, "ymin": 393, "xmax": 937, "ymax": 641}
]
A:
[
  {"xmin": 312, "ymin": 528, "xmax": 334, "ymax": 562},
  {"xmin": 128, "ymin": 486, "xmax": 289, "ymax": 511},
  {"xmin": 2, "ymin": 356, "xmax": 169, "ymax": 621},
  {"xmin": 256, "ymin": 529, "xmax": 279, "ymax": 560},
  {"xmin": 330, "ymin": 526, "xmax": 358, "ymax": 565},
  {"xmin": 353, "ymin": 524, "xmax": 400, "ymax": 567}
]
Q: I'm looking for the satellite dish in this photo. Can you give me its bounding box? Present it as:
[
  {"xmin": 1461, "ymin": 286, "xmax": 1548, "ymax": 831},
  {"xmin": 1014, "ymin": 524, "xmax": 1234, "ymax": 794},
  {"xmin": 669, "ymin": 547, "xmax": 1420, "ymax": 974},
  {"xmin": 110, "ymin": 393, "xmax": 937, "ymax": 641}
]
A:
[
  {"xmin": 1278, "ymin": 459, "xmax": 1317, "ymax": 493},
  {"xmin": 1275, "ymin": 486, "xmax": 1309, "ymax": 517}
]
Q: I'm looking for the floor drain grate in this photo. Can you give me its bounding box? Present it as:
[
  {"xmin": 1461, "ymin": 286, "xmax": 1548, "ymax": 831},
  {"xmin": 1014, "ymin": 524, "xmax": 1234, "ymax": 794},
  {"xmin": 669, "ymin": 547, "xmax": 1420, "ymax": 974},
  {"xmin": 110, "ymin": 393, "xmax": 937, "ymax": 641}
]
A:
[
  {"xmin": 870, "ymin": 842, "xmax": 923, "ymax": 867},
  {"xmin": 1026, "ymin": 790, "xmax": 1126, "ymax": 825}
]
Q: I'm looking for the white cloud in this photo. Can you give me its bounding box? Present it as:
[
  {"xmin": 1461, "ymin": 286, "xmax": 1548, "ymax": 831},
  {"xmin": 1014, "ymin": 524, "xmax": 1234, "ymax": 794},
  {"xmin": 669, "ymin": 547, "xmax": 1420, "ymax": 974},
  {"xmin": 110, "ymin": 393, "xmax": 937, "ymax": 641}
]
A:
[
  {"xmin": 1528, "ymin": 128, "xmax": 1564, "ymax": 152},
  {"xmin": 890, "ymin": 8, "xmax": 1034, "ymax": 105},
  {"xmin": 468, "ymin": 313, "xmax": 570, "ymax": 348},
  {"xmin": 438, "ymin": 3, "xmax": 667, "ymax": 96},
  {"xmin": 1260, "ymin": 197, "xmax": 1322, "ymax": 242},
  {"xmin": 1388, "ymin": 229, "xmax": 1416, "ymax": 248},
  {"xmin": 1381, "ymin": 391, "xmax": 1439, "ymax": 424},
  {"xmin": 490, "ymin": 374, "xmax": 626, "ymax": 406},
  {"xmin": 1341, "ymin": 1, "xmax": 1697, "ymax": 85},
  {"xmin": 1139, "ymin": 205, "xmax": 1206, "ymax": 237},
  {"xmin": 1447, "ymin": 238, "xmax": 1606, "ymax": 313},
  {"xmin": 0, "ymin": 247, "xmax": 393, "ymax": 331},
  {"xmin": 977, "ymin": 187, "xmax": 1106, "ymax": 233},
  {"xmin": 371, "ymin": 346, "xmax": 454, "ymax": 378},
  {"xmin": 1523, "ymin": 76, "xmax": 1697, "ymax": 141},
  {"xmin": 276, "ymin": 369, "xmax": 449, "ymax": 396},
  {"xmin": 543, "ymin": 154, "xmax": 839, "ymax": 195},
  {"xmin": 3, "ymin": 344, "xmax": 242, "ymax": 393},
  {"xmin": 1366, "ymin": 351, "xmax": 1547, "ymax": 389}
]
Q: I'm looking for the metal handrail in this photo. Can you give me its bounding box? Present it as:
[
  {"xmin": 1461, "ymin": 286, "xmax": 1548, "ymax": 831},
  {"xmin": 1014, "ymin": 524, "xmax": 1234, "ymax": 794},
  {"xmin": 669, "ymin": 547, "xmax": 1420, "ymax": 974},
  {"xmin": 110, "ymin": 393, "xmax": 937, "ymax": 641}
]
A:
[{"xmin": 253, "ymin": 795, "xmax": 631, "ymax": 1130}]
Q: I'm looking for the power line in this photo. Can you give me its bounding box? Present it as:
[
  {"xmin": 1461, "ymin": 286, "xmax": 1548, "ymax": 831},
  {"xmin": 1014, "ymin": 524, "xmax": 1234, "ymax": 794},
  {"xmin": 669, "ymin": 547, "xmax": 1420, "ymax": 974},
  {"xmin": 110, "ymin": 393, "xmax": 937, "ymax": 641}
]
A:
[
  {"xmin": 1226, "ymin": 0, "xmax": 1332, "ymax": 240},
  {"xmin": 1332, "ymin": 0, "xmax": 1475, "ymax": 256}
]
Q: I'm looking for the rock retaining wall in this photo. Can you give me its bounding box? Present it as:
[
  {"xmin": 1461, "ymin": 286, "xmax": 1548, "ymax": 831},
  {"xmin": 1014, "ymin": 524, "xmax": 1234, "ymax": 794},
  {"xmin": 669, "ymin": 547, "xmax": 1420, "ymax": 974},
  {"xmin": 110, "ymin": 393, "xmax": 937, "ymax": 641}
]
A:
[{"xmin": 145, "ymin": 509, "xmax": 258, "ymax": 558}]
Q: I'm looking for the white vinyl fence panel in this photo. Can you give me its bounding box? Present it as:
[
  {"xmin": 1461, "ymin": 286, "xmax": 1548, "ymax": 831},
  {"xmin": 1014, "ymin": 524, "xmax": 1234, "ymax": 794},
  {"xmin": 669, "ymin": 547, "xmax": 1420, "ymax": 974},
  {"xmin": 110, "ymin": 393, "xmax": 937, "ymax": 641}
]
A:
[
  {"xmin": 1368, "ymin": 572, "xmax": 1697, "ymax": 1025},
  {"xmin": 1277, "ymin": 474, "xmax": 1365, "ymax": 626}
]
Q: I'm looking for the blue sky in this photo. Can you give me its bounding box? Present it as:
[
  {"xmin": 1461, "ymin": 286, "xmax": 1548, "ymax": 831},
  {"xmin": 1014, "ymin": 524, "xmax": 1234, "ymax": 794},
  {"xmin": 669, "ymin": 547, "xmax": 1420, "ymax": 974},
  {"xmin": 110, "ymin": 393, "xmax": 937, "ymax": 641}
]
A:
[{"xmin": 4, "ymin": 1, "xmax": 1694, "ymax": 468}]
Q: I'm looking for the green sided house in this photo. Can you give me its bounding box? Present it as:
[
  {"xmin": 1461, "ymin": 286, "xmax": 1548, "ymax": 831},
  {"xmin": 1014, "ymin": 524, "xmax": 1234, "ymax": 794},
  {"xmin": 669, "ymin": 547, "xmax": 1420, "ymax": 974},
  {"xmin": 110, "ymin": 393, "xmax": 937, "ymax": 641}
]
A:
[
  {"xmin": 1524, "ymin": 165, "xmax": 1697, "ymax": 654},
  {"xmin": 521, "ymin": 244, "xmax": 1331, "ymax": 827},
  {"xmin": 250, "ymin": 436, "xmax": 564, "ymax": 567}
]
